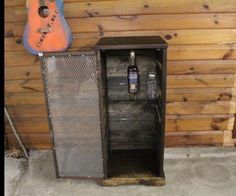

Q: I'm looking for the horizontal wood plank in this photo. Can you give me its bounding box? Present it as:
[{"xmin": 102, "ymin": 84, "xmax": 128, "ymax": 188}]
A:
[
  {"xmin": 4, "ymin": 29, "xmax": 236, "ymax": 51},
  {"xmin": 6, "ymin": 133, "xmax": 52, "ymax": 149},
  {"xmin": 167, "ymin": 74, "xmax": 236, "ymax": 88},
  {"xmin": 168, "ymin": 60, "xmax": 236, "ymax": 74},
  {"xmin": 4, "ymin": 0, "xmax": 109, "ymax": 7},
  {"xmin": 4, "ymin": 51, "xmax": 40, "ymax": 66},
  {"xmin": 5, "ymin": 65, "xmax": 42, "ymax": 80},
  {"xmin": 5, "ymin": 79, "xmax": 44, "ymax": 93},
  {"xmin": 167, "ymin": 101, "xmax": 236, "ymax": 114},
  {"xmin": 4, "ymin": 0, "xmax": 236, "ymax": 21},
  {"xmin": 165, "ymin": 131, "xmax": 224, "ymax": 147},
  {"xmin": 6, "ymin": 105, "xmax": 48, "ymax": 118},
  {"xmin": 5, "ymin": 118, "xmax": 49, "ymax": 134},
  {"xmin": 5, "ymin": 92, "xmax": 45, "ymax": 105},
  {"xmin": 167, "ymin": 88, "xmax": 236, "ymax": 102},
  {"xmin": 166, "ymin": 115, "xmax": 234, "ymax": 132},
  {"xmin": 167, "ymin": 45, "xmax": 236, "ymax": 60},
  {"xmin": 5, "ymin": 13, "xmax": 236, "ymax": 32}
]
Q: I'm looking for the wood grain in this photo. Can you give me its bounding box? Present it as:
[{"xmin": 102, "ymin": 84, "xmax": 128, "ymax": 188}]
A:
[
  {"xmin": 4, "ymin": 0, "xmax": 236, "ymax": 149},
  {"xmin": 167, "ymin": 60, "xmax": 236, "ymax": 74},
  {"xmin": 5, "ymin": 92, "xmax": 45, "ymax": 105},
  {"xmin": 5, "ymin": 105, "xmax": 48, "ymax": 118},
  {"xmin": 4, "ymin": 0, "xmax": 236, "ymax": 20},
  {"xmin": 6, "ymin": 133, "xmax": 52, "ymax": 149},
  {"xmin": 166, "ymin": 115, "xmax": 234, "ymax": 132},
  {"xmin": 167, "ymin": 101, "xmax": 236, "ymax": 115},
  {"xmin": 5, "ymin": 79, "xmax": 44, "ymax": 93},
  {"xmin": 167, "ymin": 74, "xmax": 236, "ymax": 88},
  {"xmin": 5, "ymin": 118, "xmax": 49, "ymax": 134},
  {"xmin": 165, "ymin": 131, "xmax": 223, "ymax": 147},
  {"xmin": 4, "ymin": 51, "xmax": 40, "ymax": 66},
  {"xmin": 5, "ymin": 65, "xmax": 42, "ymax": 80},
  {"xmin": 167, "ymin": 45, "xmax": 236, "ymax": 60},
  {"xmin": 5, "ymin": 13, "xmax": 236, "ymax": 30},
  {"xmin": 167, "ymin": 88, "xmax": 235, "ymax": 102},
  {"xmin": 5, "ymin": 29, "xmax": 236, "ymax": 47}
]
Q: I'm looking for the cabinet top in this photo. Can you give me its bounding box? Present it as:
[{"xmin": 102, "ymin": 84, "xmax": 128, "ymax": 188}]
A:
[{"xmin": 95, "ymin": 36, "xmax": 168, "ymax": 50}]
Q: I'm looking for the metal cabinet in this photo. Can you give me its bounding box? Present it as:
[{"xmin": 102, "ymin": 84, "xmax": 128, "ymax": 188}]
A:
[{"xmin": 40, "ymin": 36, "xmax": 167, "ymax": 185}]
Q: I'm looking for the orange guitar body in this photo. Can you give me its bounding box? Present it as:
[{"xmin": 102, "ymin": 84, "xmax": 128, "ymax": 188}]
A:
[{"xmin": 23, "ymin": 0, "xmax": 72, "ymax": 55}]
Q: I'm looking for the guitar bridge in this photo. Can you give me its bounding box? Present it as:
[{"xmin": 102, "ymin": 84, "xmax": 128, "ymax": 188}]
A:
[{"xmin": 37, "ymin": 27, "xmax": 51, "ymax": 33}]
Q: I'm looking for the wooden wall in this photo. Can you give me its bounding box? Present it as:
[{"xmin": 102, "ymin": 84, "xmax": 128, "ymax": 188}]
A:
[{"xmin": 5, "ymin": 0, "xmax": 236, "ymax": 149}]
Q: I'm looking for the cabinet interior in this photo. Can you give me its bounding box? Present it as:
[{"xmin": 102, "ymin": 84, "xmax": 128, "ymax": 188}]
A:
[{"xmin": 101, "ymin": 49, "xmax": 164, "ymax": 178}]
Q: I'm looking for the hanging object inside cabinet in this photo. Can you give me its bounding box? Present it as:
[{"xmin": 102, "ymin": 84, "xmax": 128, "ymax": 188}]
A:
[
  {"xmin": 127, "ymin": 51, "xmax": 139, "ymax": 98},
  {"xmin": 23, "ymin": 0, "xmax": 72, "ymax": 55},
  {"xmin": 147, "ymin": 72, "xmax": 161, "ymax": 100}
]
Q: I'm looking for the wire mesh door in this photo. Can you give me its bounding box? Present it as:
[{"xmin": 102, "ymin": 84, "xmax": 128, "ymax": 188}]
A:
[{"xmin": 40, "ymin": 52, "xmax": 104, "ymax": 178}]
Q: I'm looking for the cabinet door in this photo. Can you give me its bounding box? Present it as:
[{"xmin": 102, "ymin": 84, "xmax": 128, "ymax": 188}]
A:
[{"xmin": 40, "ymin": 51, "xmax": 104, "ymax": 178}]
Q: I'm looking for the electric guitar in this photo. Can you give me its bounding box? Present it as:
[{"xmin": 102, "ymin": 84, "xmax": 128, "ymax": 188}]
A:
[{"xmin": 23, "ymin": 0, "xmax": 72, "ymax": 55}]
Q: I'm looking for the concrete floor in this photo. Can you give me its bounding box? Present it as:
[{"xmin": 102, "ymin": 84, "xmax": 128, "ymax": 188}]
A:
[{"xmin": 5, "ymin": 147, "xmax": 236, "ymax": 196}]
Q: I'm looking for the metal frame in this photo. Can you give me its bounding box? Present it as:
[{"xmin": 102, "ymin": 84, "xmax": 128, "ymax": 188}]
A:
[
  {"xmin": 39, "ymin": 51, "xmax": 105, "ymax": 179},
  {"xmin": 99, "ymin": 46, "xmax": 167, "ymax": 179},
  {"xmin": 39, "ymin": 36, "xmax": 167, "ymax": 181},
  {"xmin": 159, "ymin": 48, "xmax": 167, "ymax": 177},
  {"xmin": 39, "ymin": 54, "xmax": 60, "ymax": 178}
]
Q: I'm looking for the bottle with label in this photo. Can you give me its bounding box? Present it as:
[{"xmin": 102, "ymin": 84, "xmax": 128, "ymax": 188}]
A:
[{"xmin": 127, "ymin": 51, "xmax": 139, "ymax": 98}]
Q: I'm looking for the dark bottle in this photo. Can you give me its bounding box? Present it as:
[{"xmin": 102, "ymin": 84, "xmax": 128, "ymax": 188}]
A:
[{"xmin": 127, "ymin": 51, "xmax": 139, "ymax": 97}]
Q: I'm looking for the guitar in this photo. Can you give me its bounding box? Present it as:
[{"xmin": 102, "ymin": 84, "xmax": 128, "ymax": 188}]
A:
[{"xmin": 23, "ymin": 0, "xmax": 72, "ymax": 55}]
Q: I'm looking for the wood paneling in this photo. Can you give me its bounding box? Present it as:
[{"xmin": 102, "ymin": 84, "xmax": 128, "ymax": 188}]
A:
[
  {"xmin": 167, "ymin": 74, "xmax": 235, "ymax": 88},
  {"xmin": 5, "ymin": 13, "xmax": 236, "ymax": 32},
  {"xmin": 5, "ymin": 0, "xmax": 236, "ymax": 20},
  {"xmin": 167, "ymin": 45, "xmax": 236, "ymax": 60},
  {"xmin": 167, "ymin": 88, "xmax": 235, "ymax": 102},
  {"xmin": 166, "ymin": 115, "xmax": 234, "ymax": 132},
  {"xmin": 5, "ymin": 79, "xmax": 43, "ymax": 93},
  {"xmin": 165, "ymin": 131, "xmax": 224, "ymax": 147},
  {"xmin": 6, "ymin": 133, "xmax": 52, "ymax": 149},
  {"xmin": 5, "ymin": 92, "xmax": 45, "ymax": 105},
  {"xmin": 5, "ymin": 65, "xmax": 42, "ymax": 80},
  {"xmin": 5, "ymin": 29, "xmax": 236, "ymax": 46},
  {"xmin": 4, "ymin": 0, "xmax": 236, "ymax": 149},
  {"xmin": 167, "ymin": 101, "xmax": 236, "ymax": 115},
  {"xmin": 6, "ymin": 105, "xmax": 48, "ymax": 118},
  {"xmin": 5, "ymin": 118, "xmax": 49, "ymax": 134},
  {"xmin": 167, "ymin": 60, "xmax": 236, "ymax": 74},
  {"xmin": 5, "ymin": 51, "xmax": 40, "ymax": 66}
]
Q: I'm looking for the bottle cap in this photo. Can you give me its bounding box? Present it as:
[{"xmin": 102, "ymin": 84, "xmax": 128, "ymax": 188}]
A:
[{"xmin": 148, "ymin": 72, "xmax": 156, "ymax": 78}]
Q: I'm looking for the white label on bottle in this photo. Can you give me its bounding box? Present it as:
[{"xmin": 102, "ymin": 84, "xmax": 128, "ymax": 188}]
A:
[{"xmin": 130, "ymin": 84, "xmax": 136, "ymax": 90}]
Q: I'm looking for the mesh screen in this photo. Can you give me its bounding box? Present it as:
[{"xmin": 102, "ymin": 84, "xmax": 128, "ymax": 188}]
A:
[{"xmin": 41, "ymin": 53, "xmax": 104, "ymax": 178}]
